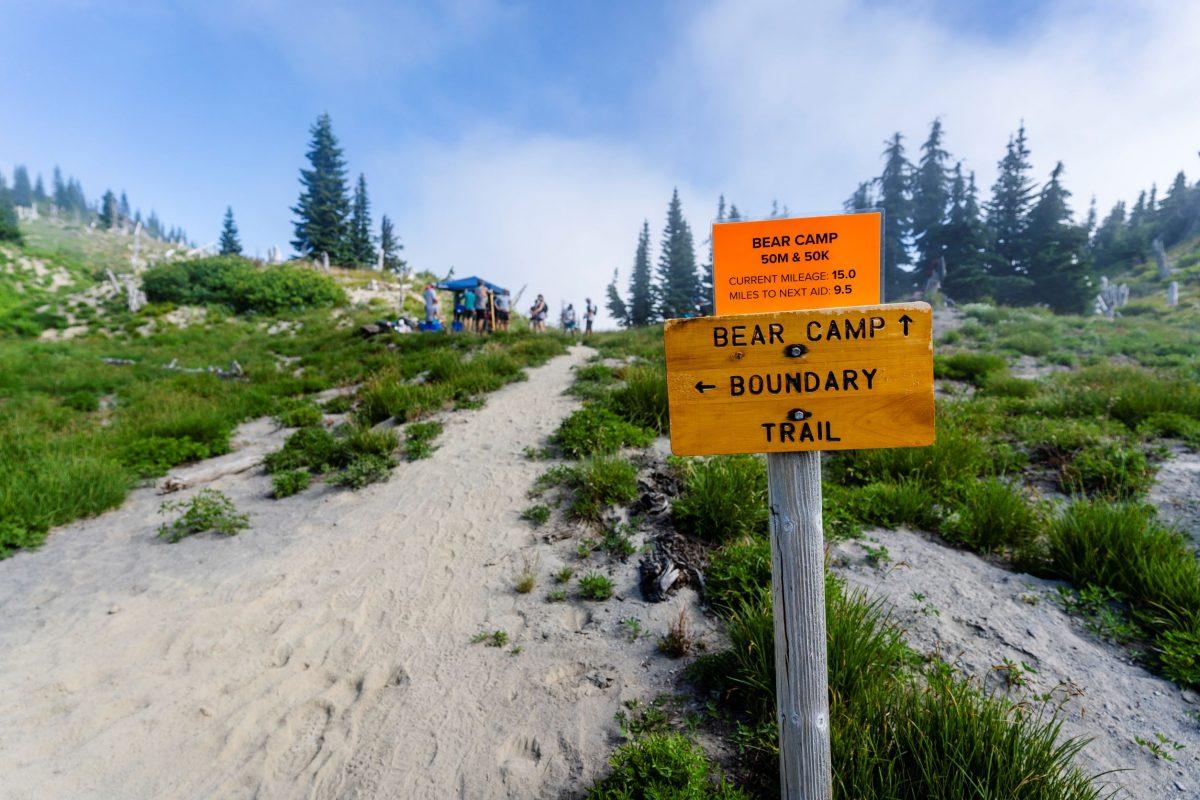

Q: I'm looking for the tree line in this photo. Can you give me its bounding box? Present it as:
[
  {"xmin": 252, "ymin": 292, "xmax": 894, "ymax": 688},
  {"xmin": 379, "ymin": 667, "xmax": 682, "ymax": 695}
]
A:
[
  {"xmin": 286, "ymin": 113, "xmax": 406, "ymax": 273},
  {"xmin": 0, "ymin": 163, "xmax": 190, "ymax": 245},
  {"xmin": 608, "ymin": 121, "xmax": 1200, "ymax": 323}
]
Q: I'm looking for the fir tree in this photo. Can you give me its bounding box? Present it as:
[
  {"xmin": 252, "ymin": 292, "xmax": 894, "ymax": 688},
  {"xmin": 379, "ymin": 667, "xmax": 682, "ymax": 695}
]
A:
[
  {"xmin": 52, "ymin": 167, "xmax": 67, "ymax": 209},
  {"xmin": 291, "ymin": 113, "xmax": 351, "ymax": 262},
  {"xmin": 844, "ymin": 181, "xmax": 874, "ymax": 212},
  {"xmin": 910, "ymin": 119, "xmax": 951, "ymax": 274},
  {"xmin": 655, "ymin": 189, "xmax": 699, "ymax": 319},
  {"xmin": 147, "ymin": 210, "xmax": 163, "ymax": 239},
  {"xmin": 33, "ymin": 174, "xmax": 46, "ymax": 203},
  {"xmin": 1157, "ymin": 171, "xmax": 1192, "ymax": 247},
  {"xmin": 605, "ymin": 269, "xmax": 629, "ymax": 327},
  {"xmin": 698, "ymin": 195, "xmax": 726, "ymax": 316},
  {"xmin": 941, "ymin": 166, "xmax": 993, "ymax": 302},
  {"xmin": 726, "ymin": 203, "xmax": 742, "ymax": 222},
  {"xmin": 627, "ymin": 220, "xmax": 655, "ymax": 326},
  {"xmin": 346, "ymin": 173, "xmax": 374, "ymax": 267},
  {"xmin": 119, "ymin": 192, "xmax": 131, "ymax": 222},
  {"xmin": 378, "ymin": 215, "xmax": 407, "ymax": 274},
  {"xmin": 877, "ymin": 133, "xmax": 914, "ymax": 299},
  {"xmin": 1025, "ymin": 162, "xmax": 1091, "ymax": 312},
  {"xmin": 986, "ymin": 124, "xmax": 1036, "ymax": 300},
  {"xmin": 11, "ymin": 166, "xmax": 32, "ymax": 207},
  {"xmin": 1091, "ymin": 201, "xmax": 1134, "ymax": 273},
  {"xmin": 219, "ymin": 206, "xmax": 242, "ymax": 255},
  {"xmin": 0, "ymin": 189, "xmax": 21, "ymax": 243},
  {"xmin": 99, "ymin": 190, "xmax": 119, "ymax": 229}
]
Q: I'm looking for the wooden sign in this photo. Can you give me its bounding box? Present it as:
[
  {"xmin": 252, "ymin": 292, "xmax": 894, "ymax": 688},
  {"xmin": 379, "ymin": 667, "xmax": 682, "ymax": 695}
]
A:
[
  {"xmin": 664, "ymin": 302, "xmax": 933, "ymax": 456},
  {"xmin": 712, "ymin": 211, "xmax": 882, "ymax": 315}
]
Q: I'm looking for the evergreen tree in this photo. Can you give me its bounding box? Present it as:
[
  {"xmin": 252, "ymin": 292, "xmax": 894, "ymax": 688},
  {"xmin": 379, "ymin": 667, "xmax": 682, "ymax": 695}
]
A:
[
  {"xmin": 147, "ymin": 210, "xmax": 163, "ymax": 238},
  {"xmin": 1157, "ymin": 171, "xmax": 1192, "ymax": 246},
  {"xmin": 219, "ymin": 206, "xmax": 242, "ymax": 255},
  {"xmin": 118, "ymin": 191, "xmax": 131, "ymax": 222},
  {"xmin": 655, "ymin": 188, "xmax": 699, "ymax": 319},
  {"xmin": 698, "ymin": 195, "xmax": 726, "ymax": 316},
  {"xmin": 1091, "ymin": 201, "xmax": 1134, "ymax": 273},
  {"xmin": 99, "ymin": 190, "xmax": 119, "ymax": 228},
  {"xmin": 291, "ymin": 113, "xmax": 351, "ymax": 262},
  {"xmin": 986, "ymin": 124, "xmax": 1036, "ymax": 301},
  {"xmin": 0, "ymin": 188, "xmax": 21, "ymax": 243},
  {"xmin": 605, "ymin": 269, "xmax": 629, "ymax": 327},
  {"xmin": 1084, "ymin": 196, "xmax": 1097, "ymax": 239},
  {"xmin": 627, "ymin": 220, "xmax": 655, "ymax": 326},
  {"xmin": 346, "ymin": 173, "xmax": 374, "ymax": 267},
  {"xmin": 910, "ymin": 119, "xmax": 951, "ymax": 273},
  {"xmin": 726, "ymin": 203, "xmax": 742, "ymax": 222},
  {"xmin": 1025, "ymin": 162, "xmax": 1091, "ymax": 312},
  {"xmin": 877, "ymin": 133, "xmax": 914, "ymax": 299},
  {"xmin": 378, "ymin": 215, "xmax": 407, "ymax": 274},
  {"xmin": 52, "ymin": 167, "xmax": 66, "ymax": 209},
  {"xmin": 844, "ymin": 181, "xmax": 874, "ymax": 212},
  {"xmin": 33, "ymin": 174, "xmax": 46, "ymax": 203},
  {"xmin": 941, "ymin": 166, "xmax": 993, "ymax": 302},
  {"xmin": 11, "ymin": 166, "xmax": 32, "ymax": 207},
  {"xmin": 64, "ymin": 177, "xmax": 86, "ymax": 215}
]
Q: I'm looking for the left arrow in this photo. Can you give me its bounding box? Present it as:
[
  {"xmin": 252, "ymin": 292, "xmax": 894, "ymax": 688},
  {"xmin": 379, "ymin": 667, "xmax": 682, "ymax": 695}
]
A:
[{"xmin": 694, "ymin": 380, "xmax": 717, "ymax": 394}]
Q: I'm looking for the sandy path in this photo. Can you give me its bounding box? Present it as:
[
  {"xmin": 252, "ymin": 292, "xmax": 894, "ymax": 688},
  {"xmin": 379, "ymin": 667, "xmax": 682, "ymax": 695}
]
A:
[
  {"xmin": 833, "ymin": 529, "xmax": 1200, "ymax": 800},
  {"xmin": 0, "ymin": 346, "xmax": 687, "ymax": 800}
]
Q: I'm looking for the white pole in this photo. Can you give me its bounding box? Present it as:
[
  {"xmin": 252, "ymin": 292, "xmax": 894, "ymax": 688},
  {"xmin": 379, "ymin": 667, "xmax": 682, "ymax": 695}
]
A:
[{"xmin": 767, "ymin": 450, "xmax": 832, "ymax": 800}]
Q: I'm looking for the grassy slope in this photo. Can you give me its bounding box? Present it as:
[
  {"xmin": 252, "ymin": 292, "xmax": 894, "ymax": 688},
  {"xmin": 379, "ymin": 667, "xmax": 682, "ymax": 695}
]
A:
[{"xmin": 0, "ymin": 220, "xmax": 568, "ymax": 556}]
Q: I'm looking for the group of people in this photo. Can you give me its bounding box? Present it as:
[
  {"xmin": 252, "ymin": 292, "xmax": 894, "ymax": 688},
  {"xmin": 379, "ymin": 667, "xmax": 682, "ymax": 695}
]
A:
[
  {"xmin": 422, "ymin": 280, "xmax": 511, "ymax": 334},
  {"xmin": 422, "ymin": 282, "xmax": 596, "ymax": 336}
]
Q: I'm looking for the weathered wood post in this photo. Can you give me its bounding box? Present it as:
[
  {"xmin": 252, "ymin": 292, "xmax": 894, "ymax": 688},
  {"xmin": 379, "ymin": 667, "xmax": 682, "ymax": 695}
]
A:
[{"xmin": 767, "ymin": 450, "xmax": 831, "ymax": 800}]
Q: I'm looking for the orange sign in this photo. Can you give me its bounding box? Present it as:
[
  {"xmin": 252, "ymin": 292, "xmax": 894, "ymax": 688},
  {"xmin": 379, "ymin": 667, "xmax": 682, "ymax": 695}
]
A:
[
  {"xmin": 712, "ymin": 211, "xmax": 882, "ymax": 315},
  {"xmin": 664, "ymin": 302, "xmax": 933, "ymax": 456}
]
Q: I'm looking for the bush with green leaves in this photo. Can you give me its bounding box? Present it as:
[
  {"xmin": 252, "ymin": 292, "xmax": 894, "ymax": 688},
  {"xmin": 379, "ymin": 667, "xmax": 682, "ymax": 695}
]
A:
[
  {"xmin": 1059, "ymin": 440, "xmax": 1155, "ymax": 499},
  {"xmin": 554, "ymin": 404, "xmax": 653, "ymax": 458},
  {"xmin": 606, "ymin": 362, "xmax": 669, "ymax": 433},
  {"xmin": 933, "ymin": 352, "xmax": 1007, "ymax": 385},
  {"xmin": 578, "ymin": 571, "xmax": 615, "ymax": 601},
  {"xmin": 143, "ymin": 256, "xmax": 345, "ymax": 314},
  {"xmin": 941, "ymin": 478, "xmax": 1043, "ymax": 555},
  {"xmin": 586, "ymin": 733, "xmax": 749, "ymax": 800},
  {"xmin": 849, "ymin": 479, "xmax": 942, "ymax": 532},
  {"xmin": 537, "ymin": 457, "xmax": 639, "ymax": 521},
  {"xmin": 672, "ymin": 455, "xmax": 768, "ymax": 543},
  {"xmin": 275, "ymin": 398, "xmax": 323, "ymax": 428},
  {"xmin": 404, "ymin": 421, "xmax": 443, "ymax": 461},
  {"xmin": 329, "ymin": 453, "xmax": 395, "ymax": 489},
  {"xmin": 263, "ymin": 426, "xmax": 344, "ymax": 474},
  {"xmin": 271, "ymin": 469, "xmax": 311, "ymax": 498},
  {"xmin": 120, "ymin": 435, "xmax": 218, "ymax": 478},
  {"xmin": 157, "ymin": 489, "xmax": 248, "ymax": 542}
]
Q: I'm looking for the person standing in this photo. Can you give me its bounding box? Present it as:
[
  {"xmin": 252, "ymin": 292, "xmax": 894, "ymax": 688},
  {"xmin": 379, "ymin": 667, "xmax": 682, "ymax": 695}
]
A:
[
  {"xmin": 462, "ymin": 285, "xmax": 477, "ymax": 333},
  {"xmin": 530, "ymin": 294, "xmax": 547, "ymax": 332},
  {"xmin": 423, "ymin": 284, "xmax": 439, "ymax": 326},
  {"xmin": 494, "ymin": 291, "xmax": 511, "ymax": 331},
  {"xmin": 475, "ymin": 280, "xmax": 490, "ymax": 334},
  {"xmin": 584, "ymin": 297, "xmax": 597, "ymax": 336}
]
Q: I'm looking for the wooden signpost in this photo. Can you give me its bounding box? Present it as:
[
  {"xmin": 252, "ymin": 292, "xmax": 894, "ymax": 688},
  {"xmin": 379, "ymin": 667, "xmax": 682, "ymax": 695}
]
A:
[{"xmin": 664, "ymin": 212, "xmax": 933, "ymax": 800}]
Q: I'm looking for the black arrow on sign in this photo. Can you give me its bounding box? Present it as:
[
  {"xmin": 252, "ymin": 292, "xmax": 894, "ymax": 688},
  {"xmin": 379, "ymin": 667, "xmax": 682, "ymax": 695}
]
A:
[
  {"xmin": 898, "ymin": 314, "xmax": 913, "ymax": 336},
  {"xmin": 694, "ymin": 380, "xmax": 717, "ymax": 394}
]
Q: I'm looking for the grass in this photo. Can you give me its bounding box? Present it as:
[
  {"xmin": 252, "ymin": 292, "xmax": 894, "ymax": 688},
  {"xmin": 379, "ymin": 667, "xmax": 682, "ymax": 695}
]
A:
[
  {"xmin": 605, "ymin": 362, "xmax": 670, "ymax": 434},
  {"xmin": 579, "ymin": 571, "xmax": 615, "ymax": 601},
  {"xmin": 156, "ymin": 489, "xmax": 248, "ymax": 543},
  {"xmin": 275, "ymin": 398, "xmax": 323, "ymax": 428},
  {"xmin": 515, "ymin": 552, "xmax": 538, "ymax": 594},
  {"xmin": 537, "ymin": 457, "xmax": 639, "ymax": 521},
  {"xmin": 1058, "ymin": 440, "xmax": 1155, "ymax": 499},
  {"xmin": 553, "ymin": 404, "xmax": 654, "ymax": 458},
  {"xmin": 271, "ymin": 468, "xmax": 311, "ymax": 498},
  {"xmin": 658, "ymin": 609, "xmax": 693, "ymax": 658},
  {"xmin": 586, "ymin": 732, "xmax": 749, "ymax": 800},
  {"xmin": 940, "ymin": 478, "xmax": 1044, "ymax": 555},
  {"xmin": 671, "ymin": 455, "xmax": 768, "ymax": 543},
  {"xmin": 471, "ymin": 630, "xmax": 509, "ymax": 648},
  {"xmin": 521, "ymin": 504, "xmax": 551, "ymax": 526},
  {"xmin": 403, "ymin": 420, "xmax": 443, "ymax": 461}
]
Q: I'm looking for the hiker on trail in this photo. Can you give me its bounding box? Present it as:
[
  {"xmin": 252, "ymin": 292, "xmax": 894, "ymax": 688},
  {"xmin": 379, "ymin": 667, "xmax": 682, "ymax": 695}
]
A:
[
  {"xmin": 530, "ymin": 294, "xmax": 547, "ymax": 332},
  {"xmin": 423, "ymin": 284, "xmax": 439, "ymax": 325},
  {"xmin": 462, "ymin": 285, "xmax": 477, "ymax": 333},
  {"xmin": 562, "ymin": 303, "xmax": 577, "ymax": 333},
  {"xmin": 475, "ymin": 280, "xmax": 491, "ymax": 334},
  {"xmin": 584, "ymin": 297, "xmax": 597, "ymax": 336},
  {"xmin": 453, "ymin": 291, "xmax": 466, "ymax": 326},
  {"xmin": 494, "ymin": 291, "xmax": 511, "ymax": 331}
]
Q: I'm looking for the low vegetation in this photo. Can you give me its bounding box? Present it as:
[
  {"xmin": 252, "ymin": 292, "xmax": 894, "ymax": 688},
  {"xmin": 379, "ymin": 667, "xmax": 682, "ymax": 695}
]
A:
[
  {"xmin": 142, "ymin": 255, "xmax": 345, "ymax": 314},
  {"xmin": 156, "ymin": 489, "xmax": 248, "ymax": 543}
]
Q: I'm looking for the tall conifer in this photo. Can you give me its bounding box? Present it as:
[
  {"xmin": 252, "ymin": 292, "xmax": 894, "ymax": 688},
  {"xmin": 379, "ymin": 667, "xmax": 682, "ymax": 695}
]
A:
[
  {"xmin": 986, "ymin": 124, "xmax": 1036, "ymax": 301},
  {"xmin": 99, "ymin": 190, "xmax": 119, "ymax": 228},
  {"xmin": 941, "ymin": 166, "xmax": 994, "ymax": 302},
  {"xmin": 877, "ymin": 133, "xmax": 913, "ymax": 299},
  {"xmin": 627, "ymin": 220, "xmax": 655, "ymax": 326},
  {"xmin": 291, "ymin": 113, "xmax": 351, "ymax": 262},
  {"xmin": 219, "ymin": 206, "xmax": 242, "ymax": 255},
  {"xmin": 11, "ymin": 166, "xmax": 32, "ymax": 207},
  {"xmin": 655, "ymin": 189, "xmax": 699, "ymax": 319},
  {"xmin": 910, "ymin": 119, "xmax": 951, "ymax": 273},
  {"xmin": 1025, "ymin": 162, "xmax": 1091, "ymax": 312},
  {"xmin": 347, "ymin": 173, "xmax": 374, "ymax": 267},
  {"xmin": 605, "ymin": 269, "xmax": 629, "ymax": 327},
  {"xmin": 378, "ymin": 215, "xmax": 406, "ymax": 274}
]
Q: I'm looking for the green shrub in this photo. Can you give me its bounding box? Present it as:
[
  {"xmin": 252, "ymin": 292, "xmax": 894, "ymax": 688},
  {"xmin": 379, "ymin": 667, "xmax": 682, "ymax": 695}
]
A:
[
  {"xmin": 1138, "ymin": 411, "xmax": 1200, "ymax": 447},
  {"xmin": 143, "ymin": 256, "xmax": 345, "ymax": 314},
  {"xmin": 672, "ymin": 455, "xmax": 767, "ymax": 542},
  {"xmin": 851, "ymin": 479, "xmax": 942, "ymax": 531},
  {"xmin": 554, "ymin": 404, "xmax": 653, "ymax": 458},
  {"xmin": 275, "ymin": 398, "xmax": 323, "ymax": 428},
  {"xmin": 1000, "ymin": 330, "xmax": 1053, "ymax": 356},
  {"xmin": 607, "ymin": 362, "xmax": 669, "ymax": 433},
  {"xmin": 978, "ymin": 373, "xmax": 1039, "ymax": 398},
  {"xmin": 329, "ymin": 453, "xmax": 395, "ymax": 489},
  {"xmin": 263, "ymin": 426, "xmax": 343, "ymax": 473},
  {"xmin": 521, "ymin": 504, "xmax": 551, "ymax": 526},
  {"xmin": 344, "ymin": 424, "xmax": 399, "ymax": 459},
  {"xmin": 271, "ymin": 469, "xmax": 311, "ymax": 498},
  {"xmin": 1157, "ymin": 626, "xmax": 1200, "ymax": 688},
  {"xmin": 1059, "ymin": 440, "xmax": 1155, "ymax": 499},
  {"xmin": 1046, "ymin": 365, "xmax": 1200, "ymax": 427},
  {"xmin": 570, "ymin": 363, "xmax": 619, "ymax": 400},
  {"xmin": 567, "ymin": 457, "xmax": 640, "ymax": 520},
  {"xmin": 157, "ymin": 488, "xmax": 248, "ymax": 542},
  {"xmin": 578, "ymin": 571, "xmax": 615, "ymax": 601},
  {"xmin": 586, "ymin": 733, "xmax": 749, "ymax": 800},
  {"xmin": 404, "ymin": 421, "xmax": 443, "ymax": 460},
  {"xmin": 941, "ymin": 478, "xmax": 1043, "ymax": 554},
  {"xmin": 934, "ymin": 352, "xmax": 1007, "ymax": 385},
  {"xmin": 120, "ymin": 435, "xmax": 214, "ymax": 478},
  {"xmin": 322, "ymin": 394, "xmax": 353, "ymax": 414},
  {"xmin": 706, "ymin": 537, "xmax": 771, "ymax": 613}
]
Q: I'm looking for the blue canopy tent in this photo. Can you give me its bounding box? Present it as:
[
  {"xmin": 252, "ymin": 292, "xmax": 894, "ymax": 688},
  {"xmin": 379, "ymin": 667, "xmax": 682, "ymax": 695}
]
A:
[{"xmin": 434, "ymin": 276, "xmax": 510, "ymax": 295}]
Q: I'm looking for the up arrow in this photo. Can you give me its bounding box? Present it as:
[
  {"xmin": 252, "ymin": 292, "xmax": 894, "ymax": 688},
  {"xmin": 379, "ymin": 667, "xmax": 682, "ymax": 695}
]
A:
[
  {"xmin": 694, "ymin": 380, "xmax": 717, "ymax": 394},
  {"xmin": 898, "ymin": 314, "xmax": 913, "ymax": 336}
]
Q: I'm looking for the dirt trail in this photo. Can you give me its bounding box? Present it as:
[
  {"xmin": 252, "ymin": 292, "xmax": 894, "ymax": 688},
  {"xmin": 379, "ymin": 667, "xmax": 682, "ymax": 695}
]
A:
[
  {"xmin": 0, "ymin": 346, "xmax": 684, "ymax": 800},
  {"xmin": 833, "ymin": 529, "xmax": 1200, "ymax": 800}
]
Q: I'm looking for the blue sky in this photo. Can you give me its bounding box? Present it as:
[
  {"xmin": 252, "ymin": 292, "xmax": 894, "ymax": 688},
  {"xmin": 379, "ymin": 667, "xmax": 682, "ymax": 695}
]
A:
[{"xmin": 2, "ymin": 0, "xmax": 1198, "ymax": 323}]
